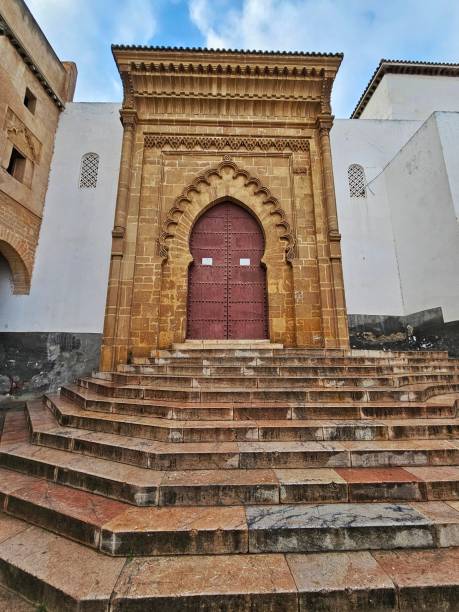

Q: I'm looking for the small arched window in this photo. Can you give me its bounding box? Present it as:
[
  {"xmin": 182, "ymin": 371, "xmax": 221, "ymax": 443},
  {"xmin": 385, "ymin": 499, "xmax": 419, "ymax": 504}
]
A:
[
  {"xmin": 79, "ymin": 152, "xmax": 99, "ymax": 189},
  {"xmin": 348, "ymin": 164, "xmax": 366, "ymax": 198}
]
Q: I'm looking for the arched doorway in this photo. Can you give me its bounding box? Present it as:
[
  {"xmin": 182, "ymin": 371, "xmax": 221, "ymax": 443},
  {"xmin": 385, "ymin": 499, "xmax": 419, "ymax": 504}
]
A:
[{"xmin": 187, "ymin": 201, "xmax": 268, "ymax": 340}]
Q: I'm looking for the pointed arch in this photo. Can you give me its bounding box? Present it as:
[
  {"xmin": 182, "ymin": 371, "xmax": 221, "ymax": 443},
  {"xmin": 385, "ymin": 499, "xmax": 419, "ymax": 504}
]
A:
[
  {"xmin": 158, "ymin": 159, "xmax": 296, "ymax": 263},
  {"xmin": 0, "ymin": 239, "xmax": 31, "ymax": 294},
  {"xmin": 156, "ymin": 159, "xmax": 297, "ymax": 348}
]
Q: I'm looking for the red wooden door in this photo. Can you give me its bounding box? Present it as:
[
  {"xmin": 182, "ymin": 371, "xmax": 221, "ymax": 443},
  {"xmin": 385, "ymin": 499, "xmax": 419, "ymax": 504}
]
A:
[{"xmin": 187, "ymin": 201, "xmax": 267, "ymax": 339}]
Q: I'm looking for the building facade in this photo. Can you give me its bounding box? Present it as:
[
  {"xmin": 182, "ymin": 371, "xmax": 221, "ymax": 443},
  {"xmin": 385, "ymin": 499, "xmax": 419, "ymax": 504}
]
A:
[
  {"xmin": 1, "ymin": 3, "xmax": 459, "ymax": 396},
  {"xmin": 0, "ymin": 0, "xmax": 76, "ymax": 297}
]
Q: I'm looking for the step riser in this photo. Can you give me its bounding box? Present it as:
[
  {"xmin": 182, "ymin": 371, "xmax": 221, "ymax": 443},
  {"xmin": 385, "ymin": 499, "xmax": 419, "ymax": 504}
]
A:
[
  {"xmin": 60, "ymin": 387, "xmax": 457, "ymax": 421},
  {"xmin": 2, "ymin": 492, "xmax": 457, "ymax": 557},
  {"xmin": 107, "ymin": 372, "xmax": 459, "ymax": 389},
  {"xmin": 31, "ymin": 429, "xmax": 459, "ymax": 470},
  {"xmin": 81, "ymin": 380, "xmax": 428, "ymax": 403},
  {"xmin": 119, "ymin": 362, "xmax": 459, "ymax": 374},
  {"xmin": 46, "ymin": 399, "xmax": 459, "ymax": 443},
  {"xmin": 6, "ymin": 448, "xmax": 459, "ymax": 507}
]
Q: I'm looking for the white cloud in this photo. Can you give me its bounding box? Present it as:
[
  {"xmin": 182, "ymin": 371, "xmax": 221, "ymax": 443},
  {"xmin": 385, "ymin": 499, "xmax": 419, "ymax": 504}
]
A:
[
  {"xmin": 188, "ymin": 0, "xmax": 459, "ymax": 116},
  {"xmin": 25, "ymin": 0, "xmax": 158, "ymax": 101}
]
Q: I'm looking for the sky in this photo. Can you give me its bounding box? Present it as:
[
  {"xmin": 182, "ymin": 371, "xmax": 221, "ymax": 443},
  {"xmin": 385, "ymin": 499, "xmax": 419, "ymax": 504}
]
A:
[{"xmin": 26, "ymin": 0, "xmax": 459, "ymax": 117}]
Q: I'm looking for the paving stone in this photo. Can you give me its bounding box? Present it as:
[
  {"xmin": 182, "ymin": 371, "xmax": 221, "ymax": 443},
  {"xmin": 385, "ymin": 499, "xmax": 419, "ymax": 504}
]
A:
[
  {"xmin": 274, "ymin": 468, "xmax": 348, "ymax": 503},
  {"xmin": 100, "ymin": 505, "xmax": 248, "ymax": 555},
  {"xmin": 238, "ymin": 441, "xmax": 349, "ymax": 468},
  {"xmin": 0, "ymin": 523, "xmax": 125, "ymax": 612},
  {"xmin": 374, "ymin": 547, "xmax": 459, "ymax": 611},
  {"xmin": 286, "ymin": 551, "xmax": 396, "ymax": 611},
  {"xmin": 0, "ymin": 512, "xmax": 28, "ymax": 544},
  {"xmin": 411, "ymin": 501, "xmax": 459, "ymax": 547},
  {"xmin": 406, "ymin": 466, "xmax": 459, "ymax": 500},
  {"xmin": 5, "ymin": 479, "xmax": 129, "ymax": 547},
  {"xmin": 111, "ymin": 554, "xmax": 298, "ymax": 611},
  {"xmin": 246, "ymin": 502, "xmax": 434, "ymax": 553},
  {"xmin": 336, "ymin": 467, "xmax": 425, "ymax": 502},
  {"xmin": 159, "ymin": 469, "xmax": 279, "ymax": 505}
]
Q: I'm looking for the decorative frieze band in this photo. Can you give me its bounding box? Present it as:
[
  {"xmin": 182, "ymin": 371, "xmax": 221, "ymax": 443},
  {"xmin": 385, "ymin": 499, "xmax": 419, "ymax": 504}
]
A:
[{"xmin": 144, "ymin": 134, "xmax": 309, "ymax": 152}]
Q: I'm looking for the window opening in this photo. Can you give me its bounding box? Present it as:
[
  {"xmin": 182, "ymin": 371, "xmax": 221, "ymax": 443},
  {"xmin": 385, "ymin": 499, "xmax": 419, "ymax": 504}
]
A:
[
  {"xmin": 79, "ymin": 153, "xmax": 99, "ymax": 189},
  {"xmin": 348, "ymin": 164, "xmax": 367, "ymax": 198}
]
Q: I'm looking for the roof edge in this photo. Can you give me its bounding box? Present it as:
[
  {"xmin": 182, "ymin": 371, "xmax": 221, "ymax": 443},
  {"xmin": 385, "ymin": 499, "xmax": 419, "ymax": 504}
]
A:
[
  {"xmin": 111, "ymin": 44, "xmax": 343, "ymax": 59},
  {"xmin": 351, "ymin": 59, "xmax": 459, "ymax": 119}
]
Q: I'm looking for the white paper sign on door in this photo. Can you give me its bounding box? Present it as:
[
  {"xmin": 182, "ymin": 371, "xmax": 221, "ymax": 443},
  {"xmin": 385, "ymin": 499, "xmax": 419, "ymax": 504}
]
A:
[
  {"xmin": 202, "ymin": 257, "xmax": 213, "ymax": 266},
  {"xmin": 240, "ymin": 258, "xmax": 250, "ymax": 266}
]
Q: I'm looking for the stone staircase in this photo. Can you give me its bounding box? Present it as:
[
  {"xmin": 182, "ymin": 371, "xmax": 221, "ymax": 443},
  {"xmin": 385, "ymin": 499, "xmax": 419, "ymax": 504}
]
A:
[{"xmin": 2, "ymin": 347, "xmax": 459, "ymax": 610}]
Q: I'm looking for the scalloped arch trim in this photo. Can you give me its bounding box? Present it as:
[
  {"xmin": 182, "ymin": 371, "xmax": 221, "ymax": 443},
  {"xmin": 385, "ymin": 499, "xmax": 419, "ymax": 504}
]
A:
[{"xmin": 158, "ymin": 160, "xmax": 296, "ymax": 262}]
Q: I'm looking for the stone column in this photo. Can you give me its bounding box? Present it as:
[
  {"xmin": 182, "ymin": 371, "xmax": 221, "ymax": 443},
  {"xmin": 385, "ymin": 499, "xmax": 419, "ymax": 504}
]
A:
[
  {"xmin": 100, "ymin": 109, "xmax": 137, "ymax": 371},
  {"xmin": 316, "ymin": 114, "xmax": 350, "ymax": 349}
]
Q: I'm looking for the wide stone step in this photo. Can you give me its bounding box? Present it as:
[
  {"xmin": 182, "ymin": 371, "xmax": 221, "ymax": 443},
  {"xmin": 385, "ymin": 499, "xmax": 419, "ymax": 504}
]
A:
[
  {"xmin": 46, "ymin": 394, "xmax": 459, "ymax": 443},
  {"xmin": 61, "ymin": 384, "xmax": 458, "ymax": 421},
  {"xmin": 1, "ymin": 468, "xmax": 459, "ymax": 557},
  {"xmin": 27, "ymin": 403, "xmax": 459, "ymax": 471},
  {"xmin": 152, "ymin": 348, "xmax": 450, "ymax": 359},
  {"xmin": 79, "ymin": 377, "xmax": 459, "ymax": 403},
  {"xmin": 106, "ymin": 370, "xmax": 459, "ymax": 389},
  {"xmin": 5, "ymin": 409, "xmax": 459, "ymax": 506},
  {"xmin": 118, "ymin": 362, "xmax": 459, "ymax": 376},
  {"xmin": 7, "ymin": 437, "xmax": 459, "ymax": 507},
  {"xmin": 146, "ymin": 355, "xmax": 456, "ymax": 368},
  {"xmin": 4, "ymin": 511, "xmax": 459, "ymax": 612}
]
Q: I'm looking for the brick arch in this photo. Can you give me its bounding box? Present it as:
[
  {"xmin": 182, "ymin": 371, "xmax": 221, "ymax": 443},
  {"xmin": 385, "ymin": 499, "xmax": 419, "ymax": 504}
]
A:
[
  {"xmin": 0, "ymin": 234, "xmax": 31, "ymax": 295},
  {"xmin": 157, "ymin": 160, "xmax": 296, "ymax": 348}
]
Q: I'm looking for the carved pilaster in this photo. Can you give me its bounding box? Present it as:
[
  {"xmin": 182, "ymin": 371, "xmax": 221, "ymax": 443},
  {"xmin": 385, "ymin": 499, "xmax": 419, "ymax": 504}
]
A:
[{"xmin": 316, "ymin": 114, "xmax": 340, "ymax": 239}]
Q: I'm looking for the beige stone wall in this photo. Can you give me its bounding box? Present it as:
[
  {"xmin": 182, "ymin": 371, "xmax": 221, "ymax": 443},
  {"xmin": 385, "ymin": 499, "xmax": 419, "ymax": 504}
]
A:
[
  {"xmin": 101, "ymin": 48, "xmax": 349, "ymax": 368},
  {"xmin": 0, "ymin": 0, "xmax": 76, "ymax": 293}
]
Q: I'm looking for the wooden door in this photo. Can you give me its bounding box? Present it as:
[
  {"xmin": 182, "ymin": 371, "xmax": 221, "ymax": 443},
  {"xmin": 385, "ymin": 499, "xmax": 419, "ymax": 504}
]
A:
[{"xmin": 187, "ymin": 201, "xmax": 267, "ymax": 339}]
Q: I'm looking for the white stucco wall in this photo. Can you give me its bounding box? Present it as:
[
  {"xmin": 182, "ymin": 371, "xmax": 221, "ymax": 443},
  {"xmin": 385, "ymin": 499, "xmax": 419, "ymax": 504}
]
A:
[
  {"xmin": 436, "ymin": 112, "xmax": 459, "ymax": 223},
  {"xmin": 384, "ymin": 112, "xmax": 459, "ymax": 322},
  {"xmin": 331, "ymin": 118, "xmax": 421, "ymax": 316},
  {"xmin": 361, "ymin": 74, "xmax": 459, "ymax": 121},
  {"xmin": 0, "ymin": 102, "xmax": 122, "ymax": 333}
]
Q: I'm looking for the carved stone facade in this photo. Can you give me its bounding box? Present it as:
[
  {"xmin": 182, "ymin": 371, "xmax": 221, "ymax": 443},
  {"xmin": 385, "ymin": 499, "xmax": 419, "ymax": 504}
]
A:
[{"xmin": 101, "ymin": 47, "xmax": 349, "ymax": 369}]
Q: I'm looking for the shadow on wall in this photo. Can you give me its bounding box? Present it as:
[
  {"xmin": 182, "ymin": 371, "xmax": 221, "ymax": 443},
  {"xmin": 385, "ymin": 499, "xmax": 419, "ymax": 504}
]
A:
[
  {"xmin": 0, "ymin": 332, "xmax": 101, "ymax": 401},
  {"xmin": 349, "ymin": 307, "xmax": 459, "ymax": 357}
]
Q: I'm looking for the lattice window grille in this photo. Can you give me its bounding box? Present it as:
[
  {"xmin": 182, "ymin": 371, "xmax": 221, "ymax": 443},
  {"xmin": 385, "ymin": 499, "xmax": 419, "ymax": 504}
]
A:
[
  {"xmin": 348, "ymin": 164, "xmax": 367, "ymax": 198},
  {"xmin": 79, "ymin": 153, "xmax": 99, "ymax": 189}
]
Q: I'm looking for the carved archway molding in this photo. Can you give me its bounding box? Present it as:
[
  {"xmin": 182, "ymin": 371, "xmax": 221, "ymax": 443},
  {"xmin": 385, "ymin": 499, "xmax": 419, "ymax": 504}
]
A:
[{"xmin": 158, "ymin": 159, "xmax": 296, "ymax": 262}]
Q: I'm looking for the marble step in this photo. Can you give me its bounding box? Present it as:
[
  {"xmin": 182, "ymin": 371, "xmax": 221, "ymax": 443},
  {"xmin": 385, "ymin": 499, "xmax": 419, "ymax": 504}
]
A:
[
  {"xmin": 5, "ymin": 409, "xmax": 459, "ymax": 506},
  {"xmin": 152, "ymin": 348, "xmax": 450, "ymax": 360},
  {"xmin": 6, "ymin": 439, "xmax": 459, "ymax": 507},
  {"xmin": 145, "ymin": 355, "xmax": 456, "ymax": 368},
  {"xmin": 45, "ymin": 394, "xmax": 459, "ymax": 443},
  {"xmin": 79, "ymin": 376, "xmax": 459, "ymax": 403},
  {"xmin": 27, "ymin": 403, "xmax": 459, "ymax": 471},
  {"xmin": 1, "ymin": 467, "xmax": 459, "ymax": 556},
  {"xmin": 4, "ymin": 512, "xmax": 459, "ymax": 612},
  {"xmin": 118, "ymin": 362, "xmax": 459, "ymax": 376},
  {"xmin": 105, "ymin": 370, "xmax": 459, "ymax": 389},
  {"xmin": 61, "ymin": 384, "xmax": 458, "ymax": 421}
]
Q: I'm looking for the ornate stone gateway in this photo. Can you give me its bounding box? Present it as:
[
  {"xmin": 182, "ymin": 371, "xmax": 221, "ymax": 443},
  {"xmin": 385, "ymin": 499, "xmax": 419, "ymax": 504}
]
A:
[
  {"xmin": 100, "ymin": 46, "xmax": 350, "ymax": 369},
  {"xmin": 187, "ymin": 200, "xmax": 268, "ymax": 340}
]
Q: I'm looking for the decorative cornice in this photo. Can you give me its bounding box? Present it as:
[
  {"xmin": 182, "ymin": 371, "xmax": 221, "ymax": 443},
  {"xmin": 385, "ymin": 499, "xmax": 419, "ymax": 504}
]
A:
[
  {"xmin": 0, "ymin": 14, "xmax": 65, "ymax": 110},
  {"xmin": 113, "ymin": 46, "xmax": 342, "ymax": 120},
  {"xmin": 144, "ymin": 134, "xmax": 309, "ymax": 152},
  {"xmin": 112, "ymin": 44, "xmax": 343, "ymax": 59},
  {"xmin": 159, "ymin": 160, "xmax": 296, "ymax": 262}
]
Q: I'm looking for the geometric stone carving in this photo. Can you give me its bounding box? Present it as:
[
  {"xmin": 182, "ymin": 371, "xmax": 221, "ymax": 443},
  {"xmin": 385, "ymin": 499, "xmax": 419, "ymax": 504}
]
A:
[
  {"xmin": 145, "ymin": 134, "xmax": 309, "ymax": 152},
  {"xmin": 158, "ymin": 159, "xmax": 296, "ymax": 262}
]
